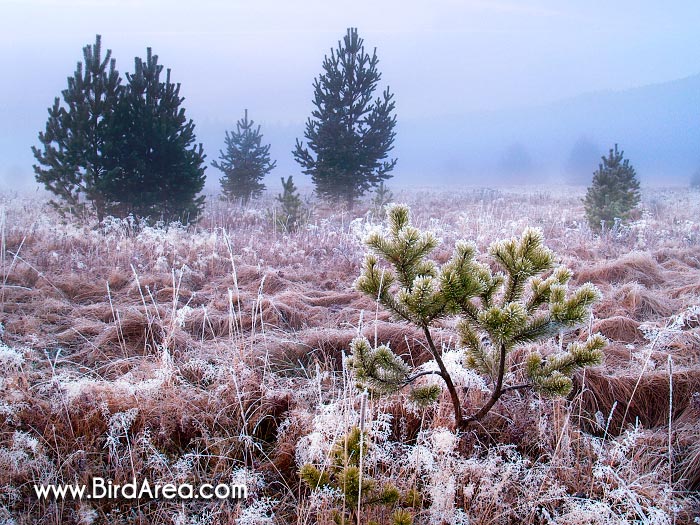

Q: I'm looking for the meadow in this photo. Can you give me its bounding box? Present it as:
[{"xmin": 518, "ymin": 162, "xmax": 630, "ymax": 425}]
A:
[{"xmin": 1, "ymin": 186, "xmax": 699, "ymax": 524}]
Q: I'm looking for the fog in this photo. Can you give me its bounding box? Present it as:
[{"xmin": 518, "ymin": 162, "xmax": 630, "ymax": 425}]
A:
[{"xmin": 1, "ymin": 0, "xmax": 699, "ymax": 193}]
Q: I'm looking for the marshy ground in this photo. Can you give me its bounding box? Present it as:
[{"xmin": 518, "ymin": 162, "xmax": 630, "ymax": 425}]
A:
[{"xmin": 1, "ymin": 186, "xmax": 699, "ymax": 524}]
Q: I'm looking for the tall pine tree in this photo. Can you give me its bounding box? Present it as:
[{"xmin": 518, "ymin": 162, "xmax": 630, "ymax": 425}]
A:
[
  {"xmin": 293, "ymin": 28, "xmax": 397, "ymax": 209},
  {"xmin": 32, "ymin": 35, "xmax": 121, "ymax": 220},
  {"xmin": 212, "ymin": 109, "xmax": 276, "ymax": 205},
  {"xmin": 584, "ymin": 144, "xmax": 641, "ymax": 230},
  {"xmin": 33, "ymin": 37, "xmax": 206, "ymax": 224},
  {"xmin": 101, "ymin": 49, "xmax": 206, "ymax": 223}
]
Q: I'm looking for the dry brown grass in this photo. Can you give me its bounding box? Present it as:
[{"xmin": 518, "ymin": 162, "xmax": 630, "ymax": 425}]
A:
[
  {"xmin": 591, "ymin": 316, "xmax": 643, "ymax": 344},
  {"xmin": 577, "ymin": 368, "xmax": 700, "ymax": 432},
  {"xmin": 2, "ymin": 188, "xmax": 700, "ymax": 523}
]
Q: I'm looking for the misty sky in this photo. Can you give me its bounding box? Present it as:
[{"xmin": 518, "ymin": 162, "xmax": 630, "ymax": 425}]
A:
[{"xmin": 1, "ymin": 1, "xmax": 699, "ymax": 190}]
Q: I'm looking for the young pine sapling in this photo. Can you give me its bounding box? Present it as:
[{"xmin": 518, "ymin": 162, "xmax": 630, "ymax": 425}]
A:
[
  {"xmin": 275, "ymin": 175, "xmax": 305, "ymax": 233},
  {"xmin": 348, "ymin": 204, "xmax": 605, "ymax": 430}
]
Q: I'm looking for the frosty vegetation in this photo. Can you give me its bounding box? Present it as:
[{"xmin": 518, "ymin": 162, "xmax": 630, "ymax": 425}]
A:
[{"xmin": 0, "ymin": 187, "xmax": 699, "ymax": 524}]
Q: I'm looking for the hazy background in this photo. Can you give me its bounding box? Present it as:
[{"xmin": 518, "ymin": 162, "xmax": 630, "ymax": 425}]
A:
[{"xmin": 1, "ymin": 0, "xmax": 699, "ymax": 194}]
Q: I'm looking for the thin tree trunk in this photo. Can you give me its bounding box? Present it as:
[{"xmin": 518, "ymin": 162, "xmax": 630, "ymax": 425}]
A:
[
  {"xmin": 463, "ymin": 343, "xmax": 508, "ymax": 427},
  {"xmin": 423, "ymin": 327, "xmax": 464, "ymax": 428}
]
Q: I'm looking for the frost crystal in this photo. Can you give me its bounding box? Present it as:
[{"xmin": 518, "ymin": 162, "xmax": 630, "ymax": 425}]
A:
[{"xmin": 235, "ymin": 497, "xmax": 276, "ymax": 525}]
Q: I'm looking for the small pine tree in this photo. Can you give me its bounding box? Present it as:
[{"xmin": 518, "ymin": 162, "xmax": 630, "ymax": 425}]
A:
[
  {"xmin": 275, "ymin": 176, "xmax": 305, "ymax": 233},
  {"xmin": 212, "ymin": 109, "xmax": 276, "ymax": 205},
  {"xmin": 293, "ymin": 28, "xmax": 397, "ymax": 209},
  {"xmin": 32, "ymin": 35, "xmax": 121, "ymax": 220},
  {"xmin": 371, "ymin": 181, "xmax": 394, "ymax": 215},
  {"xmin": 584, "ymin": 144, "xmax": 641, "ymax": 230},
  {"xmin": 300, "ymin": 427, "xmax": 414, "ymax": 525},
  {"xmin": 348, "ymin": 204, "xmax": 605, "ymax": 430}
]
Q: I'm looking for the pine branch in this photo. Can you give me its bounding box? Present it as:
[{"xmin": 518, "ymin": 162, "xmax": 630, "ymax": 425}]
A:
[{"xmin": 347, "ymin": 338, "xmax": 410, "ymax": 395}]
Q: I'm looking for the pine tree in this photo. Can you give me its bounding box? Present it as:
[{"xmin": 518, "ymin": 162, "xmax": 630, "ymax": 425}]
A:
[
  {"xmin": 275, "ymin": 176, "xmax": 304, "ymax": 233},
  {"xmin": 348, "ymin": 204, "xmax": 605, "ymax": 430},
  {"xmin": 371, "ymin": 181, "xmax": 394, "ymax": 215},
  {"xmin": 293, "ymin": 28, "xmax": 397, "ymax": 209},
  {"xmin": 584, "ymin": 144, "xmax": 641, "ymax": 230},
  {"xmin": 212, "ymin": 109, "xmax": 276, "ymax": 205},
  {"xmin": 300, "ymin": 427, "xmax": 414, "ymax": 525},
  {"xmin": 102, "ymin": 48, "xmax": 206, "ymax": 223},
  {"xmin": 33, "ymin": 37, "xmax": 206, "ymax": 224},
  {"xmin": 32, "ymin": 35, "xmax": 121, "ymax": 220}
]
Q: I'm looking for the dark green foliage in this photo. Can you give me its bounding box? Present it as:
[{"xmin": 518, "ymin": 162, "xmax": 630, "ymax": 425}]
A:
[
  {"xmin": 348, "ymin": 204, "xmax": 605, "ymax": 429},
  {"xmin": 409, "ymin": 384, "xmax": 442, "ymax": 407},
  {"xmin": 293, "ymin": 28, "xmax": 397, "ymax": 209},
  {"xmin": 371, "ymin": 181, "xmax": 394, "ymax": 215},
  {"xmin": 102, "ymin": 49, "xmax": 206, "ymax": 223},
  {"xmin": 32, "ymin": 35, "xmax": 121, "ymax": 220},
  {"xmin": 300, "ymin": 427, "xmax": 414, "ymax": 525},
  {"xmin": 275, "ymin": 176, "xmax": 305, "ymax": 232},
  {"xmin": 349, "ymin": 338, "xmax": 411, "ymax": 396},
  {"xmin": 33, "ymin": 35, "xmax": 206, "ymax": 224},
  {"xmin": 525, "ymin": 337, "xmax": 606, "ymax": 393},
  {"xmin": 212, "ymin": 109, "xmax": 276, "ymax": 205},
  {"xmin": 584, "ymin": 144, "xmax": 641, "ymax": 230}
]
